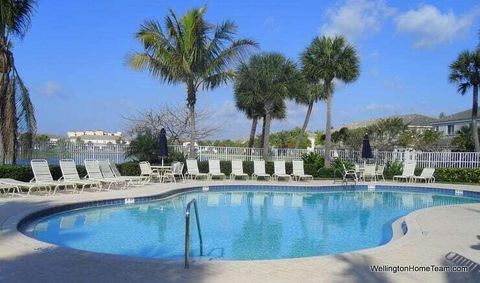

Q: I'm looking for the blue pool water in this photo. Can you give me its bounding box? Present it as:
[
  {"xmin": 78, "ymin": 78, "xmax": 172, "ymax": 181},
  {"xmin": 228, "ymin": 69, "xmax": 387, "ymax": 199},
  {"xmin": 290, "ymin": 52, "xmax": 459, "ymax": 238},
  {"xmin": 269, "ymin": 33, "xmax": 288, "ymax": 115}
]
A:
[{"xmin": 27, "ymin": 186, "xmax": 480, "ymax": 260}]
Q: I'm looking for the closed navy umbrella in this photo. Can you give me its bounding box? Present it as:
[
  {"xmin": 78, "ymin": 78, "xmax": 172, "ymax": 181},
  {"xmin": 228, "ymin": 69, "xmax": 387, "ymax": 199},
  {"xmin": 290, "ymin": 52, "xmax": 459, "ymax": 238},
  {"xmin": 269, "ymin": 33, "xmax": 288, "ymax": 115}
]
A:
[
  {"xmin": 361, "ymin": 134, "xmax": 373, "ymax": 159},
  {"xmin": 158, "ymin": 128, "xmax": 168, "ymax": 166}
]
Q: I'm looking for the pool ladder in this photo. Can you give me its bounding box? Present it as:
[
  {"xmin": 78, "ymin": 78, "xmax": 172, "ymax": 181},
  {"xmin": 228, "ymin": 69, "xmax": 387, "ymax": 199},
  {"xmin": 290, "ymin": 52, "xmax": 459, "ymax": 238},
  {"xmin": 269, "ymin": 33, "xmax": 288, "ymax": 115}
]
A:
[{"xmin": 184, "ymin": 198, "xmax": 204, "ymax": 269}]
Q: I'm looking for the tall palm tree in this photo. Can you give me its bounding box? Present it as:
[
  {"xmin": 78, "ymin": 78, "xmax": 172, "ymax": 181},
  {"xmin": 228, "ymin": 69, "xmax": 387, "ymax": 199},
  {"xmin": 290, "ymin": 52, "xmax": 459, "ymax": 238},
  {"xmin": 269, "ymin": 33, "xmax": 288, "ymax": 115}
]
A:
[
  {"xmin": 235, "ymin": 53, "xmax": 303, "ymax": 160},
  {"xmin": 449, "ymin": 49, "xmax": 480, "ymax": 152},
  {"xmin": 0, "ymin": 0, "xmax": 37, "ymax": 164},
  {"xmin": 234, "ymin": 65, "xmax": 286, "ymax": 148},
  {"xmin": 302, "ymin": 36, "xmax": 360, "ymax": 167},
  {"xmin": 129, "ymin": 6, "xmax": 257, "ymax": 157},
  {"xmin": 293, "ymin": 81, "xmax": 327, "ymax": 148}
]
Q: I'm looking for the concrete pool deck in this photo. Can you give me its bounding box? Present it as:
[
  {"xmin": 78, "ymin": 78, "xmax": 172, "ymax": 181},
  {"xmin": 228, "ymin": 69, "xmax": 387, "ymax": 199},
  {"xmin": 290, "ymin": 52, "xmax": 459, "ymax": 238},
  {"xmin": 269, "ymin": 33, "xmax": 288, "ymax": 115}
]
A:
[{"xmin": 0, "ymin": 180, "xmax": 479, "ymax": 283}]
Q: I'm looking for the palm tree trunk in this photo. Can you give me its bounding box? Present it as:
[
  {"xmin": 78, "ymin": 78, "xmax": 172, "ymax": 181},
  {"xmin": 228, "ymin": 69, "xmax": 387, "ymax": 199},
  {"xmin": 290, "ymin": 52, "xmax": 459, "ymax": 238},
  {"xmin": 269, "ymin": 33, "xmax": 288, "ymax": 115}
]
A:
[
  {"xmin": 187, "ymin": 82, "xmax": 196, "ymax": 158},
  {"xmin": 260, "ymin": 115, "xmax": 266, "ymax": 148},
  {"xmin": 248, "ymin": 117, "xmax": 258, "ymax": 148},
  {"xmin": 472, "ymin": 84, "xmax": 480, "ymax": 152},
  {"xmin": 262, "ymin": 112, "xmax": 271, "ymax": 160},
  {"xmin": 324, "ymin": 83, "xmax": 333, "ymax": 167},
  {"xmin": 295, "ymin": 101, "xmax": 314, "ymax": 149}
]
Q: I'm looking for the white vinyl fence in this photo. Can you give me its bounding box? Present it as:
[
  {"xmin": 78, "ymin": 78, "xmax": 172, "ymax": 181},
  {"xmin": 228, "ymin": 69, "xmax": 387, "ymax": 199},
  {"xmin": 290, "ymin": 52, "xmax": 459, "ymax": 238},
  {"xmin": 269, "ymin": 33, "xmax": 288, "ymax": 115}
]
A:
[
  {"xmin": 14, "ymin": 142, "xmax": 131, "ymax": 165},
  {"xmin": 8, "ymin": 142, "xmax": 480, "ymax": 168}
]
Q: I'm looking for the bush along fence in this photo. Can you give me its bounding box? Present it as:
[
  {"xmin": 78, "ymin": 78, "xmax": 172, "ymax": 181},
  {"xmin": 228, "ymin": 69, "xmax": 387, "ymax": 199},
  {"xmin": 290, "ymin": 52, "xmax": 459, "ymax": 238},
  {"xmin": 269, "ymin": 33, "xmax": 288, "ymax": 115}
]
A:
[
  {"xmin": 1, "ymin": 161, "xmax": 480, "ymax": 184},
  {"xmin": 6, "ymin": 142, "xmax": 480, "ymax": 169}
]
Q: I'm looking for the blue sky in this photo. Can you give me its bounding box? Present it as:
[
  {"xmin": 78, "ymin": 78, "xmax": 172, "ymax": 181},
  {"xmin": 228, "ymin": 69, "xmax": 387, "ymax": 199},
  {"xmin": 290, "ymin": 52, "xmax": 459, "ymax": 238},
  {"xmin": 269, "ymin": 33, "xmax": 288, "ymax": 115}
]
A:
[{"xmin": 15, "ymin": 0, "xmax": 480, "ymax": 139}]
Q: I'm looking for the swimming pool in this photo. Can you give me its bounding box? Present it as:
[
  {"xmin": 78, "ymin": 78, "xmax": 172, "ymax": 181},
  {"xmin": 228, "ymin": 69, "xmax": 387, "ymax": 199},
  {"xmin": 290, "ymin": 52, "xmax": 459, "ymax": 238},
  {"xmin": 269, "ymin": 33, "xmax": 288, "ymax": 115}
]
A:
[{"xmin": 21, "ymin": 185, "xmax": 480, "ymax": 261}]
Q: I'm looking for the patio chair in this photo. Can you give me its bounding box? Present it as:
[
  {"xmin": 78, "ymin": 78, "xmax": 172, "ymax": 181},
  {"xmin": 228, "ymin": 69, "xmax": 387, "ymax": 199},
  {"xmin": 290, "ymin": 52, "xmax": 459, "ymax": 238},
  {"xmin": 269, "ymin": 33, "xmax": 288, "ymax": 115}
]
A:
[
  {"xmin": 0, "ymin": 183, "xmax": 20, "ymax": 197},
  {"xmin": 413, "ymin": 168, "xmax": 436, "ymax": 183},
  {"xmin": 98, "ymin": 160, "xmax": 146, "ymax": 187},
  {"xmin": 252, "ymin": 160, "xmax": 271, "ymax": 181},
  {"xmin": 162, "ymin": 162, "xmax": 185, "ymax": 183},
  {"xmin": 208, "ymin": 160, "xmax": 226, "ymax": 180},
  {"xmin": 0, "ymin": 178, "xmax": 50, "ymax": 196},
  {"xmin": 375, "ymin": 165, "xmax": 385, "ymax": 181},
  {"xmin": 292, "ymin": 160, "xmax": 313, "ymax": 181},
  {"xmin": 393, "ymin": 162, "xmax": 416, "ymax": 183},
  {"xmin": 108, "ymin": 160, "xmax": 150, "ymax": 185},
  {"xmin": 342, "ymin": 164, "xmax": 358, "ymax": 183},
  {"xmin": 185, "ymin": 159, "xmax": 209, "ymax": 180},
  {"xmin": 273, "ymin": 160, "xmax": 291, "ymax": 181},
  {"xmin": 361, "ymin": 164, "xmax": 376, "ymax": 182},
  {"xmin": 59, "ymin": 159, "xmax": 103, "ymax": 192},
  {"xmin": 30, "ymin": 159, "xmax": 79, "ymax": 195},
  {"xmin": 139, "ymin": 161, "xmax": 161, "ymax": 182},
  {"xmin": 84, "ymin": 159, "xmax": 126, "ymax": 189},
  {"xmin": 230, "ymin": 160, "xmax": 249, "ymax": 180}
]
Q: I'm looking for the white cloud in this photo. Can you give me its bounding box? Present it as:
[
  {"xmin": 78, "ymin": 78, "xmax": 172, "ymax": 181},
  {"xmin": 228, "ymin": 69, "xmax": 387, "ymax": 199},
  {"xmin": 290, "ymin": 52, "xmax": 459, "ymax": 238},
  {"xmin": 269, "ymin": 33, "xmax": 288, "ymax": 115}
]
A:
[
  {"xmin": 38, "ymin": 81, "xmax": 65, "ymax": 98},
  {"xmin": 395, "ymin": 5, "xmax": 480, "ymax": 48},
  {"xmin": 319, "ymin": 0, "xmax": 395, "ymax": 41}
]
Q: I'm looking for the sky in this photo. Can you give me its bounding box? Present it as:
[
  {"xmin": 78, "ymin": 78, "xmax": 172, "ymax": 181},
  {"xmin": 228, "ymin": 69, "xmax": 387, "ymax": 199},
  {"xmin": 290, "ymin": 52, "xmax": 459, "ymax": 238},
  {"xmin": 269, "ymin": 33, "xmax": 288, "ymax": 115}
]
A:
[{"xmin": 15, "ymin": 0, "xmax": 480, "ymax": 139}]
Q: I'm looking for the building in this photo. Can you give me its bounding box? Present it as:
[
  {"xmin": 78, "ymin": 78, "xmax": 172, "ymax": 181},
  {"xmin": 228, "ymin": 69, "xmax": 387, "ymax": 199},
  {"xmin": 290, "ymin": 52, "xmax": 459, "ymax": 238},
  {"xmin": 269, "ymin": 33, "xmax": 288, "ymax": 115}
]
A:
[
  {"xmin": 430, "ymin": 108, "xmax": 479, "ymax": 136},
  {"xmin": 67, "ymin": 130, "xmax": 129, "ymax": 146}
]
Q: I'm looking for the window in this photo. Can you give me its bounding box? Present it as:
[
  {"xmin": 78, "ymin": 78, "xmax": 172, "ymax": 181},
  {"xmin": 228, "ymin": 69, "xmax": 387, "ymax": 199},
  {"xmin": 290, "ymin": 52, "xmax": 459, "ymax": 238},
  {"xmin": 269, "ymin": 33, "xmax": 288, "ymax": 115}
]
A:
[{"xmin": 447, "ymin": 125, "xmax": 454, "ymax": 135}]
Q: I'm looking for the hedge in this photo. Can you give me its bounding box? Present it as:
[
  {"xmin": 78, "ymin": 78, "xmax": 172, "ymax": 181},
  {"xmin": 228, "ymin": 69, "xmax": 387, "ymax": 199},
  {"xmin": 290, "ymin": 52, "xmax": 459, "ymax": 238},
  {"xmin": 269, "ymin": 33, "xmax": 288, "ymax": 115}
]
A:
[{"xmin": 1, "ymin": 162, "xmax": 480, "ymax": 183}]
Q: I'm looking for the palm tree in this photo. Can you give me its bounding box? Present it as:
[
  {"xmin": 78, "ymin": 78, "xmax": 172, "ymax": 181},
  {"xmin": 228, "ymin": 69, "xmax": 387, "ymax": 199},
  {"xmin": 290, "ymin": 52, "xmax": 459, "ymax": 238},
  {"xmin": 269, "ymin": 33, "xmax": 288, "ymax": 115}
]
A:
[
  {"xmin": 0, "ymin": 0, "xmax": 37, "ymax": 164},
  {"xmin": 129, "ymin": 6, "xmax": 257, "ymax": 157},
  {"xmin": 234, "ymin": 65, "xmax": 287, "ymax": 148},
  {"xmin": 234, "ymin": 53, "xmax": 304, "ymax": 160},
  {"xmin": 293, "ymin": 81, "xmax": 327, "ymax": 148},
  {"xmin": 449, "ymin": 49, "xmax": 480, "ymax": 152},
  {"xmin": 302, "ymin": 36, "xmax": 360, "ymax": 167}
]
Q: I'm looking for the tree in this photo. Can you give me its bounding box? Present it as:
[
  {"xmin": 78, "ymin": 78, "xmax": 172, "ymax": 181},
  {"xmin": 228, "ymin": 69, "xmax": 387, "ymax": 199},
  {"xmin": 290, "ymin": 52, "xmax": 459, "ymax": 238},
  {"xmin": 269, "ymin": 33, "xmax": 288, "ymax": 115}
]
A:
[
  {"xmin": 234, "ymin": 53, "xmax": 304, "ymax": 160},
  {"xmin": 269, "ymin": 128, "xmax": 310, "ymax": 149},
  {"xmin": 451, "ymin": 125, "xmax": 480, "ymax": 151},
  {"xmin": 0, "ymin": 0, "xmax": 37, "ymax": 164},
  {"xmin": 234, "ymin": 57, "xmax": 288, "ymax": 148},
  {"xmin": 129, "ymin": 6, "xmax": 256, "ymax": 157},
  {"xmin": 302, "ymin": 36, "xmax": 360, "ymax": 167},
  {"xmin": 124, "ymin": 104, "xmax": 221, "ymax": 144},
  {"xmin": 293, "ymin": 81, "xmax": 327, "ymax": 148},
  {"xmin": 367, "ymin": 117, "xmax": 408, "ymax": 150},
  {"xmin": 449, "ymin": 49, "xmax": 480, "ymax": 152},
  {"xmin": 399, "ymin": 129, "xmax": 441, "ymax": 151}
]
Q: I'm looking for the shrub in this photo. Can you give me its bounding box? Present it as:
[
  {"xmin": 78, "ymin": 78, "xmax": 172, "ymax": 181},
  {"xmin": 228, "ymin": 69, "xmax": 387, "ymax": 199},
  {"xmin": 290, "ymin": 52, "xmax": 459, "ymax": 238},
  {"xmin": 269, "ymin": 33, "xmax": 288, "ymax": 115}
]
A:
[
  {"xmin": 331, "ymin": 158, "xmax": 354, "ymax": 171},
  {"xmin": 434, "ymin": 168, "xmax": 480, "ymax": 183},
  {"xmin": 383, "ymin": 161, "xmax": 403, "ymax": 179},
  {"xmin": 117, "ymin": 162, "xmax": 141, "ymax": 176},
  {"xmin": 302, "ymin": 152, "xmax": 324, "ymax": 168}
]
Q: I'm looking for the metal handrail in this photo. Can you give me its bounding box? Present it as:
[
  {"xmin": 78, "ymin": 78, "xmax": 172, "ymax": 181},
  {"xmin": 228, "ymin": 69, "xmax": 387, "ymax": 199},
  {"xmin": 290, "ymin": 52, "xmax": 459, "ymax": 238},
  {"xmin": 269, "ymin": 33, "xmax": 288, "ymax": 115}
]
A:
[{"xmin": 185, "ymin": 198, "xmax": 203, "ymax": 269}]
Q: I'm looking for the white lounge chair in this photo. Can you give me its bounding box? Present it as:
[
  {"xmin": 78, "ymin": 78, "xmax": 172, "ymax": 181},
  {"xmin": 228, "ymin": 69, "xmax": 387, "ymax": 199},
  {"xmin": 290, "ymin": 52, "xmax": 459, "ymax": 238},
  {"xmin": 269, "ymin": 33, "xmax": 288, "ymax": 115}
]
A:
[
  {"xmin": 393, "ymin": 162, "xmax": 416, "ymax": 183},
  {"xmin": 161, "ymin": 162, "xmax": 185, "ymax": 183},
  {"xmin": 208, "ymin": 160, "xmax": 226, "ymax": 180},
  {"xmin": 375, "ymin": 165, "xmax": 385, "ymax": 181},
  {"xmin": 84, "ymin": 159, "xmax": 126, "ymax": 189},
  {"xmin": 414, "ymin": 168, "xmax": 435, "ymax": 183},
  {"xmin": 139, "ymin": 161, "xmax": 161, "ymax": 182},
  {"xmin": 0, "ymin": 178, "xmax": 50, "ymax": 196},
  {"xmin": 230, "ymin": 160, "xmax": 249, "ymax": 180},
  {"xmin": 342, "ymin": 164, "xmax": 358, "ymax": 183},
  {"xmin": 362, "ymin": 164, "xmax": 377, "ymax": 182},
  {"xmin": 108, "ymin": 160, "xmax": 150, "ymax": 185},
  {"xmin": 292, "ymin": 160, "xmax": 313, "ymax": 181},
  {"xmin": 0, "ymin": 182, "xmax": 20, "ymax": 197},
  {"xmin": 273, "ymin": 160, "xmax": 291, "ymax": 181},
  {"xmin": 98, "ymin": 160, "xmax": 147, "ymax": 187},
  {"xmin": 30, "ymin": 159, "xmax": 79, "ymax": 194},
  {"xmin": 252, "ymin": 160, "xmax": 271, "ymax": 181},
  {"xmin": 186, "ymin": 159, "xmax": 209, "ymax": 180},
  {"xmin": 59, "ymin": 159, "xmax": 103, "ymax": 192}
]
